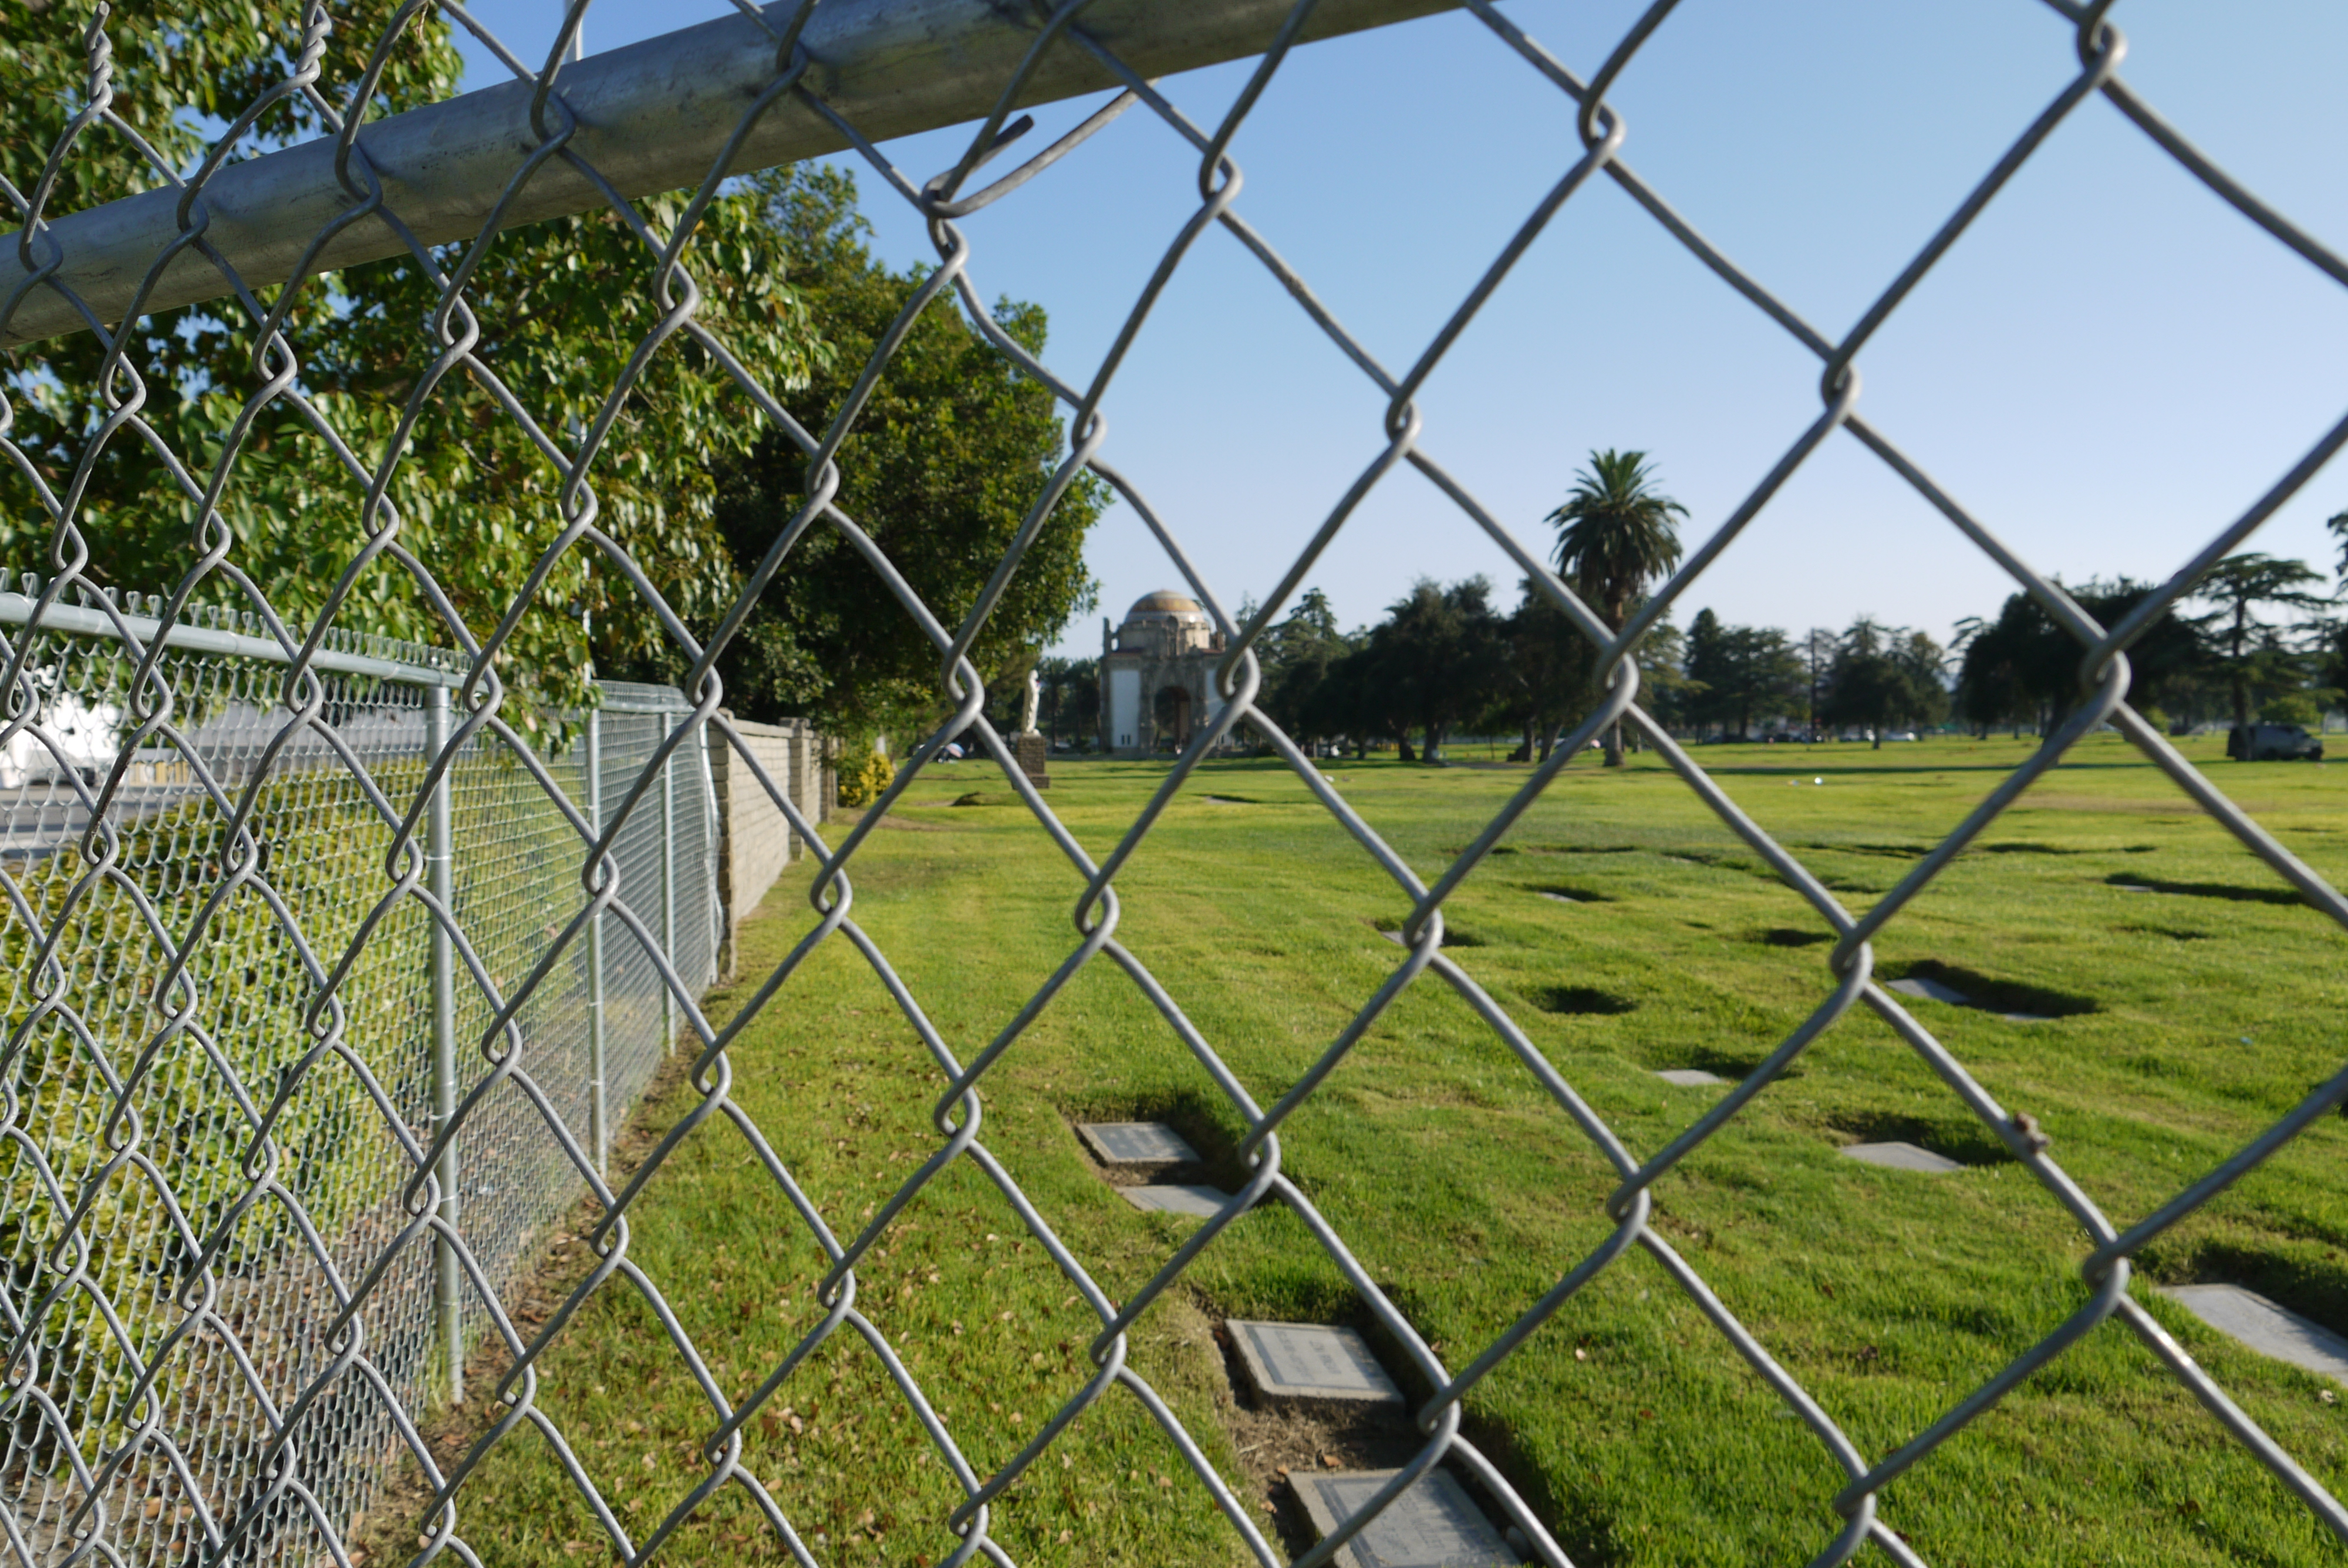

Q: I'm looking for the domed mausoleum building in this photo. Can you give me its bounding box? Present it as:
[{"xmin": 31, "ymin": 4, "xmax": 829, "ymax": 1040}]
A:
[{"xmin": 1099, "ymin": 590, "xmax": 1227, "ymax": 755}]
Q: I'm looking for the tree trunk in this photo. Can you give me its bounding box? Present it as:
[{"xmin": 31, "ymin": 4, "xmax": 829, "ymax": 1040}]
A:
[
  {"xmin": 1539, "ymin": 718, "xmax": 1562, "ymax": 762},
  {"xmin": 1602, "ymin": 600, "xmax": 1628, "ymax": 768}
]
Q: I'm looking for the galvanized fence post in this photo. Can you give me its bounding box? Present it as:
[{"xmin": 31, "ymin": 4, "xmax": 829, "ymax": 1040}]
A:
[
  {"xmin": 696, "ymin": 718, "xmax": 720, "ymax": 991},
  {"xmin": 586, "ymin": 707, "xmax": 608, "ymax": 1176},
  {"xmin": 424, "ymin": 684, "xmax": 462, "ymax": 1405},
  {"xmin": 662, "ymin": 714, "xmax": 677, "ymax": 1053}
]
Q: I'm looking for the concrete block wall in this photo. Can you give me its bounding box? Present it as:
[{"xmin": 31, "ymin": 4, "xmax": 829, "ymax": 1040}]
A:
[{"xmin": 710, "ymin": 715, "xmax": 828, "ymax": 978}]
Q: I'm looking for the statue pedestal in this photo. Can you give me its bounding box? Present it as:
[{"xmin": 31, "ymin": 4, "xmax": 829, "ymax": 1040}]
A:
[{"xmin": 1014, "ymin": 732, "xmax": 1051, "ymax": 789}]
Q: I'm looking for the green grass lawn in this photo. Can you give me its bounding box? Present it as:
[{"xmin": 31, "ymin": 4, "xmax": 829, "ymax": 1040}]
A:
[{"xmin": 383, "ymin": 733, "xmax": 2348, "ymax": 1567}]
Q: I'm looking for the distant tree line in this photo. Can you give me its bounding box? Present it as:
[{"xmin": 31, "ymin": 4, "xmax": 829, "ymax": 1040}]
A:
[{"xmin": 1032, "ymin": 460, "xmax": 2348, "ymax": 762}]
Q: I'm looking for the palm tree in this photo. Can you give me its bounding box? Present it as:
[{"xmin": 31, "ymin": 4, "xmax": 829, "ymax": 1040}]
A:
[{"xmin": 1547, "ymin": 449, "xmax": 1688, "ymax": 765}]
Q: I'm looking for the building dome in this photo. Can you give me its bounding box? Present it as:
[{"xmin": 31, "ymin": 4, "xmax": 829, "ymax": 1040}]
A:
[{"xmin": 1125, "ymin": 590, "xmax": 1206, "ymax": 621}]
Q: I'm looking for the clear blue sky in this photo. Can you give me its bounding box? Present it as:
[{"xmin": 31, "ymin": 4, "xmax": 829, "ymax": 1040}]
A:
[{"xmin": 454, "ymin": 2, "xmax": 2348, "ymax": 658}]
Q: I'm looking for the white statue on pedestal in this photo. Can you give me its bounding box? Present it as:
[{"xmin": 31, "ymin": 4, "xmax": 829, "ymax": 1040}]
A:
[{"xmin": 1020, "ymin": 667, "xmax": 1042, "ymax": 736}]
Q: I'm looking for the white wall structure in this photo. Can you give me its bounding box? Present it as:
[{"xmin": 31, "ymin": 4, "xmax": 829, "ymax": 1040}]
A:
[{"xmin": 1108, "ymin": 667, "xmax": 1142, "ymax": 752}]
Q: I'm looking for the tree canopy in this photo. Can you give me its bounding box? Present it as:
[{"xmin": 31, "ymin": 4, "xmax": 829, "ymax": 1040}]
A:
[
  {"xmin": 1547, "ymin": 448, "xmax": 1686, "ymax": 764},
  {"xmin": 1817, "ymin": 617, "xmax": 1946, "ymax": 747},
  {"xmin": 4, "ymin": 4, "xmax": 817, "ymax": 719},
  {"xmin": 2187, "ymin": 554, "xmax": 2332, "ymax": 735},
  {"xmin": 651, "ymin": 165, "xmax": 1107, "ymax": 742}
]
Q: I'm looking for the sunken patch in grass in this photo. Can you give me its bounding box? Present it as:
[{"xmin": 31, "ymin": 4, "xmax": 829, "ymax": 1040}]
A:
[
  {"xmin": 1978, "ymin": 840, "xmax": 2159, "ymax": 855},
  {"xmin": 2114, "ymin": 922, "xmax": 2214, "ymax": 942},
  {"xmin": 1519, "ymin": 843, "xmax": 1642, "ymax": 856},
  {"xmin": 1890, "ymin": 959, "xmax": 2098, "ymax": 1019},
  {"xmin": 1665, "ymin": 846, "xmax": 1782, "ymax": 881},
  {"xmin": 1672, "ymin": 1043, "xmax": 1782, "ymax": 1083},
  {"xmin": 1528, "ymin": 985, "xmax": 1635, "ymax": 1017},
  {"xmin": 1369, "ymin": 917, "xmax": 1487, "ymax": 947},
  {"xmin": 2104, "ymin": 873, "xmax": 2308, "ymax": 906},
  {"xmin": 1793, "ymin": 840, "xmax": 1933, "ymax": 860},
  {"xmin": 1826, "ymin": 1110, "xmax": 2010, "ymax": 1168},
  {"xmin": 1755, "ymin": 927, "xmax": 1832, "ymax": 948},
  {"xmin": 1530, "ymin": 883, "xmax": 1614, "ymax": 904},
  {"xmin": 949, "ymin": 790, "xmax": 1018, "ymax": 807}
]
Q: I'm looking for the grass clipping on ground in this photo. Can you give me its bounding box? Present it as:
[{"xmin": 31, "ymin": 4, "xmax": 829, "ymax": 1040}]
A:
[{"xmin": 369, "ymin": 736, "xmax": 2348, "ymax": 1567}]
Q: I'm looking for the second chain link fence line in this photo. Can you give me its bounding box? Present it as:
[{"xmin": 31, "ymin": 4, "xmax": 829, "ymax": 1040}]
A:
[{"xmin": 0, "ymin": 588, "xmax": 718, "ymax": 1564}]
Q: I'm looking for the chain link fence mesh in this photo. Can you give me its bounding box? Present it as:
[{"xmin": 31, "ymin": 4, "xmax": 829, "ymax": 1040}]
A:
[
  {"xmin": 4, "ymin": 0, "xmax": 2348, "ymax": 1565},
  {"xmin": 0, "ymin": 598, "xmax": 710, "ymax": 1563}
]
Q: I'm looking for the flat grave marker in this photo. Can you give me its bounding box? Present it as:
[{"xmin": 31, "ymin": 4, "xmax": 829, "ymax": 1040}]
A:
[
  {"xmin": 1840, "ymin": 1141, "xmax": 1962, "ymax": 1174},
  {"xmin": 1075, "ymin": 1121, "xmax": 1201, "ymax": 1174},
  {"xmin": 1888, "ymin": 974, "xmax": 2059, "ymax": 1026},
  {"xmin": 1119, "ymin": 1185, "xmax": 1232, "ymax": 1219},
  {"xmin": 1533, "ymin": 891, "xmax": 1580, "ymax": 904},
  {"xmin": 2160, "ymin": 1284, "xmax": 2348, "ymax": 1385},
  {"xmin": 1228, "ymin": 1321, "xmax": 1402, "ymax": 1407},
  {"xmin": 1292, "ymin": 1468, "xmax": 1518, "ymax": 1568},
  {"xmin": 1887, "ymin": 975, "xmax": 1971, "ymax": 1006},
  {"xmin": 1655, "ymin": 1068, "xmax": 1728, "ymax": 1087}
]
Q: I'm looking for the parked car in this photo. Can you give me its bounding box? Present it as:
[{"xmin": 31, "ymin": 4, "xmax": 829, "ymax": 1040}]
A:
[{"xmin": 2227, "ymin": 722, "xmax": 2324, "ymax": 761}]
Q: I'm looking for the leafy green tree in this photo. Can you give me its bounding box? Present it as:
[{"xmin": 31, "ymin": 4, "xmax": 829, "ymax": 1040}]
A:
[
  {"xmin": 1546, "ymin": 449, "xmax": 1686, "ymax": 765},
  {"xmin": 2187, "ymin": 554, "xmax": 2330, "ymax": 743},
  {"xmin": 1631, "ymin": 609, "xmax": 1693, "ymax": 743},
  {"xmin": 1305, "ymin": 641, "xmax": 1406, "ymax": 759},
  {"xmin": 4, "ymin": 5, "xmax": 817, "ymax": 717},
  {"xmin": 676, "ymin": 166, "xmax": 1106, "ymax": 744},
  {"xmin": 1800, "ymin": 626, "xmax": 1837, "ymax": 736},
  {"xmin": 1892, "ymin": 629, "xmax": 1950, "ymax": 731},
  {"xmin": 1820, "ymin": 616, "xmax": 1943, "ymax": 748},
  {"xmin": 1038, "ymin": 655, "xmax": 1098, "ymax": 748},
  {"xmin": 1684, "ymin": 610, "xmax": 1803, "ymax": 737},
  {"xmin": 1727, "ymin": 626, "xmax": 1806, "ymax": 736},
  {"xmin": 1251, "ymin": 586, "xmax": 1358, "ymax": 751},
  {"xmin": 1955, "ymin": 580, "xmax": 2206, "ymax": 738},
  {"xmin": 1682, "ymin": 609, "xmax": 1730, "ymax": 732},
  {"xmin": 1365, "ymin": 577, "xmax": 1509, "ymax": 761},
  {"xmin": 2262, "ymin": 690, "xmax": 2322, "ymax": 728},
  {"xmin": 1503, "ymin": 579, "xmax": 1591, "ymax": 761}
]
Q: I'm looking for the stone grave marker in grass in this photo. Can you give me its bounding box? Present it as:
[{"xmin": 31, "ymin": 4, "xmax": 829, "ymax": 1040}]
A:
[
  {"xmin": 1655, "ymin": 1068, "xmax": 1728, "ymax": 1087},
  {"xmin": 2160, "ymin": 1285, "xmax": 2348, "ymax": 1384},
  {"xmin": 1291, "ymin": 1468, "xmax": 1519, "ymax": 1568},
  {"xmin": 1228, "ymin": 1322, "xmax": 1402, "ymax": 1409},
  {"xmin": 1887, "ymin": 975, "xmax": 1970, "ymax": 1006},
  {"xmin": 1888, "ymin": 972, "xmax": 2059, "ymax": 1025},
  {"xmin": 1839, "ymin": 1141, "xmax": 1964, "ymax": 1174},
  {"xmin": 1074, "ymin": 1121, "xmax": 1200, "ymax": 1180},
  {"xmin": 1119, "ymin": 1185, "xmax": 1232, "ymax": 1218}
]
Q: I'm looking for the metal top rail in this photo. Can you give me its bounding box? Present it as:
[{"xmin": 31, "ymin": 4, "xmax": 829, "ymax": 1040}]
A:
[
  {"xmin": 0, "ymin": 0, "xmax": 1459, "ymax": 352},
  {"xmin": 0, "ymin": 592, "xmax": 700, "ymax": 715},
  {"xmin": 0, "ymin": 588, "xmax": 467, "ymax": 687}
]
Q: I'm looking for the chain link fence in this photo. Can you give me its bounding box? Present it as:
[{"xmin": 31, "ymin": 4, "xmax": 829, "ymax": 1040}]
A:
[
  {"xmin": 4, "ymin": 0, "xmax": 2348, "ymax": 1565},
  {"xmin": 0, "ymin": 588, "xmax": 713, "ymax": 1564}
]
